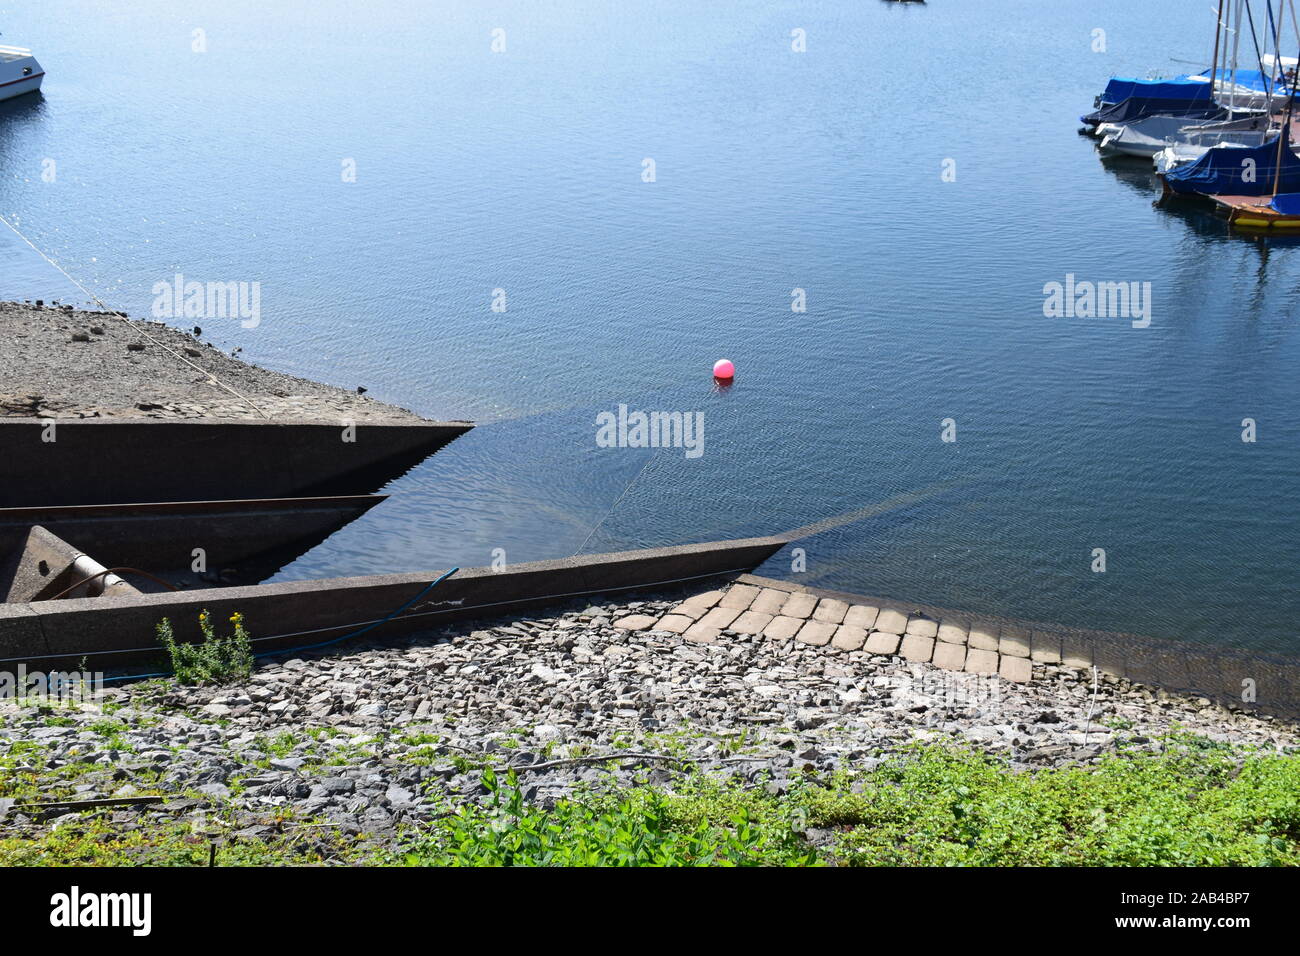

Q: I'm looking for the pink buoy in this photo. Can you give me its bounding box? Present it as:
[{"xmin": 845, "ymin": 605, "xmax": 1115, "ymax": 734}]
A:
[{"xmin": 713, "ymin": 358, "xmax": 735, "ymax": 379}]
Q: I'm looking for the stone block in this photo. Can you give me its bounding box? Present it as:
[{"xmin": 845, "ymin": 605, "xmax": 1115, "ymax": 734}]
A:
[
  {"xmin": 731, "ymin": 610, "xmax": 773, "ymax": 635},
  {"xmin": 906, "ymin": 615, "xmax": 939, "ymax": 638},
  {"xmin": 864, "ymin": 631, "xmax": 901, "ymax": 655},
  {"xmin": 932, "ymin": 641, "xmax": 967, "ymax": 671},
  {"xmin": 937, "ymin": 618, "xmax": 969, "ymax": 644},
  {"xmin": 780, "ymin": 592, "xmax": 818, "ymax": 619},
  {"xmin": 719, "ymin": 584, "xmax": 760, "ymax": 610},
  {"xmin": 656, "ymin": 614, "xmax": 693, "ymax": 634},
  {"xmin": 750, "ymin": 588, "xmax": 789, "ymax": 615},
  {"xmin": 763, "ymin": 615, "xmax": 803, "ymax": 641},
  {"xmin": 844, "ymin": 605, "xmax": 879, "ymax": 629},
  {"xmin": 968, "ymin": 624, "xmax": 1000, "ymax": 651},
  {"xmin": 874, "ymin": 608, "xmax": 908, "ymax": 634},
  {"xmin": 697, "ymin": 606, "xmax": 740, "ymax": 631},
  {"xmin": 813, "ymin": 598, "xmax": 849, "ymax": 624},
  {"xmin": 998, "ymin": 626, "xmax": 1031, "ymax": 658},
  {"xmin": 613, "ymin": 614, "xmax": 658, "ymax": 631},
  {"xmin": 1030, "ymin": 631, "xmax": 1062, "ymax": 663},
  {"xmin": 999, "ymin": 655, "xmax": 1032, "ymax": 683},
  {"xmin": 831, "ymin": 624, "xmax": 867, "ymax": 651},
  {"xmin": 900, "ymin": 634, "xmax": 935, "ymax": 662},
  {"xmin": 795, "ymin": 620, "xmax": 836, "ymax": 647},
  {"xmin": 964, "ymin": 647, "xmax": 999, "ymax": 675},
  {"xmin": 684, "ymin": 623, "xmax": 719, "ymax": 644}
]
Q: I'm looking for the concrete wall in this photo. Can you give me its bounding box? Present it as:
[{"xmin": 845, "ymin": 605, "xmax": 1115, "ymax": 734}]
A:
[
  {"xmin": 0, "ymin": 419, "xmax": 471, "ymax": 507},
  {"xmin": 0, "ymin": 526, "xmax": 139, "ymax": 604},
  {"xmin": 0, "ymin": 536, "xmax": 786, "ymax": 670},
  {"xmin": 0, "ymin": 526, "xmax": 83, "ymax": 603},
  {"xmin": 0, "ymin": 495, "xmax": 385, "ymax": 581}
]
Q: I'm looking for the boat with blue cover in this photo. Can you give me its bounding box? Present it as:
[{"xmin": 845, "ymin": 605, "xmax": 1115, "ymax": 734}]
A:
[
  {"xmin": 1212, "ymin": 190, "xmax": 1300, "ymax": 227},
  {"xmin": 1159, "ymin": 132, "xmax": 1300, "ymax": 195}
]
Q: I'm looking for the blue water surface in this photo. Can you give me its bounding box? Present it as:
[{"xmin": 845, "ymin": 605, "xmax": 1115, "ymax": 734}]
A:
[{"xmin": 1, "ymin": 1, "xmax": 1296, "ymax": 654}]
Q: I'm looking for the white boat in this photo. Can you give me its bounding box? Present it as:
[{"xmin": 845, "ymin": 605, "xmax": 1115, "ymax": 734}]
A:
[
  {"xmin": 0, "ymin": 44, "xmax": 43, "ymax": 102},
  {"xmin": 1098, "ymin": 112, "xmax": 1271, "ymax": 159}
]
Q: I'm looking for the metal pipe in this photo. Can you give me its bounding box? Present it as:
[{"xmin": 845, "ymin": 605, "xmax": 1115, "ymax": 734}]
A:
[{"xmin": 69, "ymin": 554, "xmax": 130, "ymax": 598}]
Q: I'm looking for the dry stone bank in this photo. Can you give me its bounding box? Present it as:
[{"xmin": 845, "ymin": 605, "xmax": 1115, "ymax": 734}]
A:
[{"xmin": 2, "ymin": 579, "xmax": 1292, "ymax": 852}]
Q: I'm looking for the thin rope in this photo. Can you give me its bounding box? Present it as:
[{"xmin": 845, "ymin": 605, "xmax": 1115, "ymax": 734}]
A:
[
  {"xmin": 0, "ymin": 212, "xmax": 270, "ymax": 419},
  {"xmin": 569, "ymin": 380, "xmax": 729, "ymax": 557},
  {"xmin": 572, "ymin": 449, "xmax": 660, "ymax": 556},
  {"xmin": 1083, "ymin": 664, "xmax": 1102, "ymax": 744}
]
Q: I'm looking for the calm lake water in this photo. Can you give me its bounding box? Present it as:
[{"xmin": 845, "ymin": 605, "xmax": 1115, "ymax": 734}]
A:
[{"xmin": 2, "ymin": 1, "xmax": 1297, "ymax": 655}]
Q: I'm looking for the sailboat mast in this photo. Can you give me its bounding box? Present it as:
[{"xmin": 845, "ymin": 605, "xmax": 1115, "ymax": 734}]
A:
[
  {"xmin": 1212, "ymin": 0, "xmax": 1227, "ymax": 97},
  {"xmin": 1222, "ymin": 4, "xmax": 1232, "ymax": 103},
  {"xmin": 1270, "ymin": 42, "xmax": 1300, "ymax": 195},
  {"xmin": 1230, "ymin": 0, "xmax": 1243, "ymax": 111},
  {"xmin": 1246, "ymin": 0, "xmax": 1274, "ymax": 101}
]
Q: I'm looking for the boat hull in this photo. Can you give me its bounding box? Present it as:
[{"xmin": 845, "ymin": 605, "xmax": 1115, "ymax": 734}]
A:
[
  {"xmin": 0, "ymin": 72, "xmax": 42, "ymax": 102},
  {"xmin": 1212, "ymin": 194, "xmax": 1300, "ymax": 230}
]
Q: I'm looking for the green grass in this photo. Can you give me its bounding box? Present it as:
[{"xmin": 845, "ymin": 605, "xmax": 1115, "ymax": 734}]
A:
[
  {"xmin": 395, "ymin": 737, "xmax": 1300, "ymax": 867},
  {"xmin": 395, "ymin": 767, "xmax": 817, "ymax": 867},
  {"xmin": 823, "ymin": 737, "xmax": 1300, "ymax": 866},
  {"xmin": 0, "ymin": 813, "xmax": 372, "ymax": 866},
  {"xmin": 6, "ymin": 734, "xmax": 1300, "ymax": 866}
]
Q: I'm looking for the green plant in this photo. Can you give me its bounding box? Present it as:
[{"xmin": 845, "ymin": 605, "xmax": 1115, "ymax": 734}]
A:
[
  {"xmin": 398, "ymin": 768, "xmax": 817, "ymax": 867},
  {"xmin": 156, "ymin": 610, "xmax": 254, "ymax": 685},
  {"xmin": 826, "ymin": 741, "xmax": 1300, "ymax": 866}
]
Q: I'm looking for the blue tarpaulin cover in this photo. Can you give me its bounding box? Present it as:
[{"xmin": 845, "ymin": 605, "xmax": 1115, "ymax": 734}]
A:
[
  {"xmin": 1082, "ymin": 97, "xmax": 1225, "ymax": 127},
  {"xmin": 1267, "ymin": 193, "xmax": 1300, "ymax": 214},
  {"xmin": 1164, "ymin": 136, "xmax": 1300, "ymax": 196},
  {"xmin": 1100, "ymin": 70, "xmax": 1278, "ymax": 105}
]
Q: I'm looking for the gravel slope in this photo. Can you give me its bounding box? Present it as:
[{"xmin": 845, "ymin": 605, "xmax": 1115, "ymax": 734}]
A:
[
  {"xmin": 0, "ymin": 301, "xmax": 442, "ymax": 422},
  {"xmin": 2, "ymin": 584, "xmax": 1292, "ymax": 855}
]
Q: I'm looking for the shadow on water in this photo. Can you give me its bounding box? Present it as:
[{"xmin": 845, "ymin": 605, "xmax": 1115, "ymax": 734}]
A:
[
  {"xmin": 1096, "ymin": 152, "xmax": 1165, "ymax": 198},
  {"xmin": 1156, "ymin": 193, "xmax": 1300, "ymax": 253},
  {"xmin": 1096, "ymin": 153, "xmax": 1300, "ymax": 252},
  {"xmin": 0, "ymin": 92, "xmax": 46, "ymax": 129}
]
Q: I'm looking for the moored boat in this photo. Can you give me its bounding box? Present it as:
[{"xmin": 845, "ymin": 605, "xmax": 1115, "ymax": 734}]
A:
[
  {"xmin": 1159, "ymin": 132, "xmax": 1300, "ymax": 196},
  {"xmin": 0, "ymin": 44, "xmax": 43, "ymax": 102},
  {"xmin": 1098, "ymin": 112, "xmax": 1271, "ymax": 159},
  {"xmin": 1212, "ymin": 191, "xmax": 1300, "ymax": 228}
]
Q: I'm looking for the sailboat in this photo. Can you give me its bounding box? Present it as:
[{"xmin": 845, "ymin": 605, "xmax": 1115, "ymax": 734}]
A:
[
  {"xmin": 1098, "ymin": 112, "xmax": 1272, "ymax": 159},
  {"xmin": 1210, "ymin": 46, "xmax": 1300, "ymax": 226},
  {"xmin": 0, "ymin": 43, "xmax": 43, "ymax": 102},
  {"xmin": 1214, "ymin": 191, "xmax": 1300, "ymax": 227},
  {"xmin": 1085, "ymin": 0, "xmax": 1286, "ymax": 135},
  {"xmin": 1159, "ymin": 126, "xmax": 1300, "ymax": 196}
]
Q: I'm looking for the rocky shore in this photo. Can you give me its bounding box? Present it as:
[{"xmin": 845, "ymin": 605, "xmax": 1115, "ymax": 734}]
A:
[
  {"xmin": 0, "ymin": 300, "xmax": 431, "ymax": 422},
  {"xmin": 2, "ymin": 578, "xmax": 1292, "ymax": 861}
]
